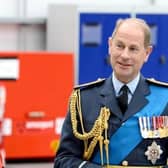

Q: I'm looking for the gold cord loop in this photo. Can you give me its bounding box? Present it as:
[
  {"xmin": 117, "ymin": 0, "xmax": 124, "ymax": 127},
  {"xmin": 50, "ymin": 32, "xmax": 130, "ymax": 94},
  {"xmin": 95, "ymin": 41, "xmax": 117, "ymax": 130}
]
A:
[{"xmin": 70, "ymin": 89, "xmax": 110, "ymax": 164}]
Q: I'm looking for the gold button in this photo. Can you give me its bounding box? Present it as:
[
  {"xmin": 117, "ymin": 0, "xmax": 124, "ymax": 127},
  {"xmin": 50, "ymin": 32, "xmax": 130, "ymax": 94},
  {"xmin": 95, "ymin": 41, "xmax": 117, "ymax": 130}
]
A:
[{"xmin": 122, "ymin": 160, "xmax": 128, "ymax": 166}]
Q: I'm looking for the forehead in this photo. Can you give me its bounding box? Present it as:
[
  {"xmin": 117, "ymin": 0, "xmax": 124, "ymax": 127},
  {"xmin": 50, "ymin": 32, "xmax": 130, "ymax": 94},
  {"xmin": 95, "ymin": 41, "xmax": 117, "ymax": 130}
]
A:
[{"xmin": 114, "ymin": 22, "xmax": 145, "ymax": 45}]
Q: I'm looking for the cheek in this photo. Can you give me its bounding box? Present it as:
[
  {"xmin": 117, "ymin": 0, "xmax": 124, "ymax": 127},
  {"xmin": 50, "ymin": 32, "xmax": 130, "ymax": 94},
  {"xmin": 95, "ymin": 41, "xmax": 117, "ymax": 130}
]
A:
[
  {"xmin": 134, "ymin": 52, "xmax": 147, "ymax": 63},
  {"xmin": 109, "ymin": 52, "xmax": 117, "ymax": 64},
  {"xmin": 135, "ymin": 56, "xmax": 146, "ymax": 68},
  {"xmin": 110, "ymin": 49, "xmax": 119, "ymax": 59}
]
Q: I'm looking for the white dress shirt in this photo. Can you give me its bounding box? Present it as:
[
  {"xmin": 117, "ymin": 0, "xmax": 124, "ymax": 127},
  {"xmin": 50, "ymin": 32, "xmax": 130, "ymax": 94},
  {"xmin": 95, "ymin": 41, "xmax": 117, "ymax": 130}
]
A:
[{"xmin": 112, "ymin": 72, "xmax": 140, "ymax": 104}]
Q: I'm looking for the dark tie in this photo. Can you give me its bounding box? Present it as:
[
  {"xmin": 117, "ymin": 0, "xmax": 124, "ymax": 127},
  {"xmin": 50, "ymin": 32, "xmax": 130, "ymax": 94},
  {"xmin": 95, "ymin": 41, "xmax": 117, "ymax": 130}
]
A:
[{"xmin": 117, "ymin": 85, "xmax": 129, "ymax": 113}]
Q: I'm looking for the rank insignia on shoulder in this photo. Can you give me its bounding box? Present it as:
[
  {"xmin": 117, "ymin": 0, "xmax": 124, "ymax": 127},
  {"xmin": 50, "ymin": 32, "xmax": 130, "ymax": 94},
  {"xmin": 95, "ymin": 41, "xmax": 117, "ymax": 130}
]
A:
[
  {"xmin": 74, "ymin": 78, "xmax": 105, "ymax": 89},
  {"xmin": 145, "ymin": 141, "xmax": 163, "ymax": 165},
  {"xmin": 147, "ymin": 78, "xmax": 168, "ymax": 87}
]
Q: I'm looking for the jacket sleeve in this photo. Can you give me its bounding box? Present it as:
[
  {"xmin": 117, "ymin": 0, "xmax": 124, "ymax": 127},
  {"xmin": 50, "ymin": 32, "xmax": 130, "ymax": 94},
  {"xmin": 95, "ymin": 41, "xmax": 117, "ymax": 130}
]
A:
[{"xmin": 53, "ymin": 111, "xmax": 102, "ymax": 168}]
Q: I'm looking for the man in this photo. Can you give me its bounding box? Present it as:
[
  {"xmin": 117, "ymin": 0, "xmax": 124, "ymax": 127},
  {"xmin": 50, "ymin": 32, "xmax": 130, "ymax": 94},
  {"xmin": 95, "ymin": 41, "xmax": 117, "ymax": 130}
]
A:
[{"xmin": 54, "ymin": 18, "xmax": 168, "ymax": 168}]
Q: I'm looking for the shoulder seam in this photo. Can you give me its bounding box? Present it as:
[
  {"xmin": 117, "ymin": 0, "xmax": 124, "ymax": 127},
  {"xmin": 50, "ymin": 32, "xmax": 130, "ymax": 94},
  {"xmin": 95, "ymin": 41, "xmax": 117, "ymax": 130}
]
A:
[
  {"xmin": 147, "ymin": 78, "xmax": 168, "ymax": 87},
  {"xmin": 74, "ymin": 78, "xmax": 105, "ymax": 89}
]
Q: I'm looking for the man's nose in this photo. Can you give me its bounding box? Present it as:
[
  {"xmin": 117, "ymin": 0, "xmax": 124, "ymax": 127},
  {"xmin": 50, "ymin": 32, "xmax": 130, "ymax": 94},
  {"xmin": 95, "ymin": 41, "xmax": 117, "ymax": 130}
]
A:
[{"xmin": 121, "ymin": 48, "xmax": 130, "ymax": 59}]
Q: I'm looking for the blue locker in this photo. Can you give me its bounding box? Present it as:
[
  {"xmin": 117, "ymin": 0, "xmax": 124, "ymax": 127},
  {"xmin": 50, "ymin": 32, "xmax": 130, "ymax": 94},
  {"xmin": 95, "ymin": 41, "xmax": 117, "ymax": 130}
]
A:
[
  {"xmin": 79, "ymin": 13, "xmax": 168, "ymax": 84},
  {"xmin": 137, "ymin": 14, "xmax": 168, "ymax": 82},
  {"xmin": 79, "ymin": 13, "xmax": 130, "ymax": 84}
]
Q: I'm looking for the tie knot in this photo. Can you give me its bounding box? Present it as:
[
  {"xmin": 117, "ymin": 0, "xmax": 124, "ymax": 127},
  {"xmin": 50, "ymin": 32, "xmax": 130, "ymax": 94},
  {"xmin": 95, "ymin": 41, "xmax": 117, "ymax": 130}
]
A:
[{"xmin": 119, "ymin": 85, "xmax": 128, "ymax": 94}]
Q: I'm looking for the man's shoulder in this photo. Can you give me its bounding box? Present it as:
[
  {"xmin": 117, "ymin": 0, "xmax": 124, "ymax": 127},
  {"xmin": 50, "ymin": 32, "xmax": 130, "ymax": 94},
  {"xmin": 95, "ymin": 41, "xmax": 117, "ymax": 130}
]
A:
[
  {"xmin": 74, "ymin": 78, "xmax": 106, "ymax": 90},
  {"xmin": 146, "ymin": 78, "xmax": 168, "ymax": 87}
]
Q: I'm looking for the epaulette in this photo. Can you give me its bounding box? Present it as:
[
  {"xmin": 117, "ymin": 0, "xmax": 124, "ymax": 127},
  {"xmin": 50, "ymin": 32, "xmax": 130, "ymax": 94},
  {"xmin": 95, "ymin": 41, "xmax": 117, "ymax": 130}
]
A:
[
  {"xmin": 74, "ymin": 78, "xmax": 105, "ymax": 89},
  {"xmin": 146, "ymin": 78, "xmax": 168, "ymax": 87}
]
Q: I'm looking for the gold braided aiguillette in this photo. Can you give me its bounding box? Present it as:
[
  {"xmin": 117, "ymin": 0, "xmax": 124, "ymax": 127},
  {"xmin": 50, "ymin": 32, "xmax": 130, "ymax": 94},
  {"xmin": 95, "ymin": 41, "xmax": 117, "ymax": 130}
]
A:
[{"xmin": 70, "ymin": 89, "xmax": 110, "ymax": 165}]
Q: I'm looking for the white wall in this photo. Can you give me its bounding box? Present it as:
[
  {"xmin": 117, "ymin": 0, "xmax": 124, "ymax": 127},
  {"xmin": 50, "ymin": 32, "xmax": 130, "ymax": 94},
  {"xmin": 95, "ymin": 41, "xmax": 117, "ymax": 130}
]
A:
[
  {"xmin": 1, "ymin": 0, "xmax": 168, "ymax": 18},
  {"xmin": 25, "ymin": 0, "xmax": 168, "ymax": 18},
  {"xmin": 0, "ymin": 0, "xmax": 18, "ymax": 18},
  {"xmin": 0, "ymin": 0, "xmax": 46, "ymax": 51}
]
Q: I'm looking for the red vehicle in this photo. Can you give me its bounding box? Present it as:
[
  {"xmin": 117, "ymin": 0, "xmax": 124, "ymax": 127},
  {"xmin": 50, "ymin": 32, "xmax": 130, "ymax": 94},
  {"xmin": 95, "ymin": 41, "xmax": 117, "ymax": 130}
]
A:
[{"xmin": 0, "ymin": 52, "xmax": 74, "ymax": 160}]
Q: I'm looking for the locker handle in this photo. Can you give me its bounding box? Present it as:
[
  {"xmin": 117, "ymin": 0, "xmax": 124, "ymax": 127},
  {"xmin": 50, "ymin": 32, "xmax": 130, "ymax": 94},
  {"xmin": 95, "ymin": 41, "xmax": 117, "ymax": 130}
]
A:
[{"xmin": 27, "ymin": 111, "xmax": 45, "ymax": 118}]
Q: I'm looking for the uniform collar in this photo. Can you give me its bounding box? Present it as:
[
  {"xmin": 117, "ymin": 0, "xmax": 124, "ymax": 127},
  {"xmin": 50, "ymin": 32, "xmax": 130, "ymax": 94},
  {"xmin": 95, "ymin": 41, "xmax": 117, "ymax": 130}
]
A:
[{"xmin": 112, "ymin": 72, "xmax": 140, "ymax": 96}]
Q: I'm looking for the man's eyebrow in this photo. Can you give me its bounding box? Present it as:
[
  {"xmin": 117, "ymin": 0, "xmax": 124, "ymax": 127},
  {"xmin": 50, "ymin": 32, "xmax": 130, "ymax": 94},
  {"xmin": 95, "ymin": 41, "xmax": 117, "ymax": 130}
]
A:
[{"xmin": 115, "ymin": 40, "xmax": 123, "ymax": 43}]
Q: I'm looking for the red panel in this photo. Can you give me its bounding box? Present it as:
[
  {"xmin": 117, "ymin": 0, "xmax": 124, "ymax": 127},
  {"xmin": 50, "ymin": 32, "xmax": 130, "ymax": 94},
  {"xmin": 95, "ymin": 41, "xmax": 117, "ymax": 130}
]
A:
[{"xmin": 0, "ymin": 52, "xmax": 74, "ymax": 159}]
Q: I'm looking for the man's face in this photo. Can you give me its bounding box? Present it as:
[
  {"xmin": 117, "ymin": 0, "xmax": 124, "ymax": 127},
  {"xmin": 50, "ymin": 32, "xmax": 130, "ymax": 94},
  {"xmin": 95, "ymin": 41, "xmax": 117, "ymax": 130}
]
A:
[{"xmin": 109, "ymin": 22, "xmax": 152, "ymax": 83}]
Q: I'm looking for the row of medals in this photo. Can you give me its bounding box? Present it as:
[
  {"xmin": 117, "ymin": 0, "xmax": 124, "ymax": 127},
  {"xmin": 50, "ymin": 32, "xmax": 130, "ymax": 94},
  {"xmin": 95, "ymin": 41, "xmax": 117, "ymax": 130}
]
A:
[{"xmin": 139, "ymin": 116, "xmax": 168, "ymax": 139}]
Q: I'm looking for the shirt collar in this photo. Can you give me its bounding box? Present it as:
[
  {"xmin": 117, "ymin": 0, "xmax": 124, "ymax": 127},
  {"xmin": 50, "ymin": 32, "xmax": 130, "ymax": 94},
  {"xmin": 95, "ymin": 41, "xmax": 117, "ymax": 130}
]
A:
[{"xmin": 112, "ymin": 72, "xmax": 140, "ymax": 96}]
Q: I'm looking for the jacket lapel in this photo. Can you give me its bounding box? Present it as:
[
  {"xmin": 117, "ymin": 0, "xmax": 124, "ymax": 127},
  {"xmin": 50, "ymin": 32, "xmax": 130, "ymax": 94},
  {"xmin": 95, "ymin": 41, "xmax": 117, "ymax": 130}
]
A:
[{"xmin": 99, "ymin": 76, "xmax": 123, "ymax": 120}]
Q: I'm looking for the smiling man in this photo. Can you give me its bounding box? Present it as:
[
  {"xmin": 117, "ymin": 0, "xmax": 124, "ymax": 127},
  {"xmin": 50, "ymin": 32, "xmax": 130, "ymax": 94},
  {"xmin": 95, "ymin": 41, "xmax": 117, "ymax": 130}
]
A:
[
  {"xmin": 109, "ymin": 18, "xmax": 152, "ymax": 83},
  {"xmin": 54, "ymin": 18, "xmax": 168, "ymax": 168}
]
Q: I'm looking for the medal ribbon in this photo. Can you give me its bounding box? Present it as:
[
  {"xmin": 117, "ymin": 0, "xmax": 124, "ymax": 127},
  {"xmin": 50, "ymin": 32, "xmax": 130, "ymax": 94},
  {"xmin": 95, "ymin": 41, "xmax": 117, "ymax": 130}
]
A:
[{"xmin": 92, "ymin": 85, "xmax": 168, "ymax": 164}]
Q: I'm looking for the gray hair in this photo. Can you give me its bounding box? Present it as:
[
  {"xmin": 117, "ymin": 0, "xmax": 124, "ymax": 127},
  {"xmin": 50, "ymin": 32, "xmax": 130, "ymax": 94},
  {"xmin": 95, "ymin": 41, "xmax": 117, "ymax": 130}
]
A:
[{"xmin": 111, "ymin": 18, "xmax": 151, "ymax": 48}]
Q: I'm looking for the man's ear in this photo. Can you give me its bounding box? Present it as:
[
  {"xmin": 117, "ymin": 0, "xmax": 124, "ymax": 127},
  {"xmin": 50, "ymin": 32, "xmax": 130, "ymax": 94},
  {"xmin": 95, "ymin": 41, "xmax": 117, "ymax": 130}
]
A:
[
  {"xmin": 108, "ymin": 37, "xmax": 112, "ymax": 46},
  {"xmin": 144, "ymin": 45, "xmax": 153, "ymax": 62},
  {"xmin": 108, "ymin": 37, "xmax": 112, "ymax": 55}
]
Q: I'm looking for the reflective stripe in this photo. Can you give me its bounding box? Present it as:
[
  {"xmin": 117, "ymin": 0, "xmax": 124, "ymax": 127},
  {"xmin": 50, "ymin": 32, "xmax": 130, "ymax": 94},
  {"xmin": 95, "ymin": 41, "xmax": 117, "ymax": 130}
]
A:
[{"xmin": 78, "ymin": 161, "xmax": 87, "ymax": 168}]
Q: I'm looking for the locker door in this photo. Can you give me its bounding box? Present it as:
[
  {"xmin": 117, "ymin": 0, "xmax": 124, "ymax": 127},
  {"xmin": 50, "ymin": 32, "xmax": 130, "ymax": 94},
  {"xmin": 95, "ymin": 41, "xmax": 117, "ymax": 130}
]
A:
[
  {"xmin": 156, "ymin": 15, "xmax": 168, "ymax": 82},
  {"xmin": 137, "ymin": 14, "xmax": 168, "ymax": 82},
  {"xmin": 79, "ymin": 13, "xmax": 130, "ymax": 84}
]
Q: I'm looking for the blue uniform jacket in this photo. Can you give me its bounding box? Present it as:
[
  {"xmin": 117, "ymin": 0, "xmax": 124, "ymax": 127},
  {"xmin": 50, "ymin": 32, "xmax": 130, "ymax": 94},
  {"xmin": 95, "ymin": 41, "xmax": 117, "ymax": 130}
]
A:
[{"xmin": 54, "ymin": 75, "xmax": 168, "ymax": 168}]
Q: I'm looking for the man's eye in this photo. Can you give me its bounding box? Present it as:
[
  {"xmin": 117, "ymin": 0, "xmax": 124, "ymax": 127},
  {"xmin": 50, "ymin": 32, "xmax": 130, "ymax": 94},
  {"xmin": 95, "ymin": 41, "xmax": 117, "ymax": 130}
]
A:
[
  {"xmin": 116, "ymin": 44, "xmax": 123, "ymax": 49},
  {"xmin": 130, "ymin": 47, "xmax": 138, "ymax": 52}
]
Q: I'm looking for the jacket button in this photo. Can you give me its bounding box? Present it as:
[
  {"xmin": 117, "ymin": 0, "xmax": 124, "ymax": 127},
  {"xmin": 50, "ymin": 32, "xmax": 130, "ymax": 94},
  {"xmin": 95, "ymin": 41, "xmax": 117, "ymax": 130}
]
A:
[{"xmin": 122, "ymin": 160, "xmax": 128, "ymax": 166}]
